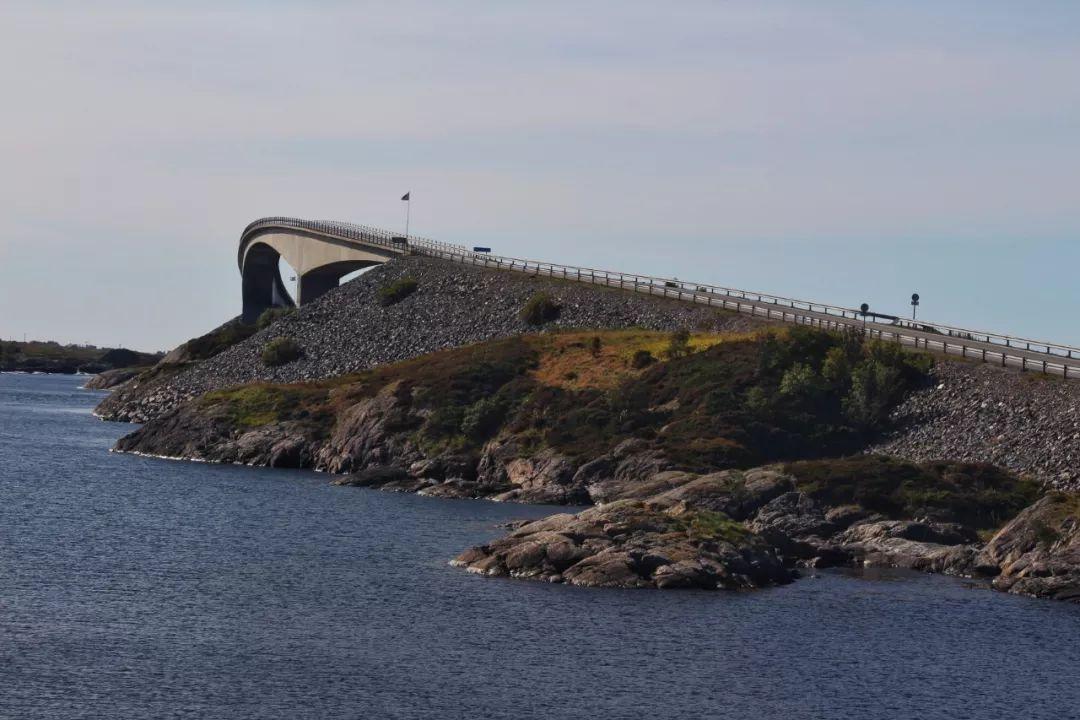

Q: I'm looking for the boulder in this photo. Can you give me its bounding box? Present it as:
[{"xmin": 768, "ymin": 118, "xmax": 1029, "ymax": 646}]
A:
[{"xmin": 978, "ymin": 492, "xmax": 1080, "ymax": 602}]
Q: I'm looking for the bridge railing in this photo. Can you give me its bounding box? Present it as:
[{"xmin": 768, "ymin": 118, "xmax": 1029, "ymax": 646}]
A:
[
  {"xmin": 241, "ymin": 217, "xmax": 1080, "ymax": 379},
  {"xmin": 410, "ymin": 244, "xmax": 1080, "ymax": 379},
  {"xmin": 241, "ymin": 217, "xmax": 472, "ymax": 256}
]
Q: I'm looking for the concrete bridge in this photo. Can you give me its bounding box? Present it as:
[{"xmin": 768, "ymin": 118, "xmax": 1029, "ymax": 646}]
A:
[
  {"xmin": 238, "ymin": 216, "xmax": 1080, "ymax": 378},
  {"xmin": 238, "ymin": 218, "xmax": 467, "ymax": 323}
]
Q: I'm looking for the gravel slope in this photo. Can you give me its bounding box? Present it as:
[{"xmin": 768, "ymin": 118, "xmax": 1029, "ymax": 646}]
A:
[
  {"xmin": 871, "ymin": 361, "xmax": 1080, "ymax": 491},
  {"xmin": 97, "ymin": 254, "xmax": 763, "ymax": 422}
]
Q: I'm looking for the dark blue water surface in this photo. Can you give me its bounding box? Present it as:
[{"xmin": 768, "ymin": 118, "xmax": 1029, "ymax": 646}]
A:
[{"xmin": 1, "ymin": 373, "xmax": 1078, "ymax": 720}]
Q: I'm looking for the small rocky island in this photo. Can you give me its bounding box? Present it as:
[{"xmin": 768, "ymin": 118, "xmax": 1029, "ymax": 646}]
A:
[{"xmin": 97, "ymin": 255, "xmax": 1080, "ymax": 602}]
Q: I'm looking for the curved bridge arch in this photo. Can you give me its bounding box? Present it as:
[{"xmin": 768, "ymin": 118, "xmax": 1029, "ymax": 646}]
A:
[{"xmin": 238, "ymin": 219, "xmax": 410, "ymax": 323}]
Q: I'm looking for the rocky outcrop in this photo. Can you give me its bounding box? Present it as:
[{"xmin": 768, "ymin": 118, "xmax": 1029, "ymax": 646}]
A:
[
  {"xmin": 96, "ymin": 254, "xmax": 763, "ymax": 423},
  {"xmin": 475, "ymin": 441, "xmax": 582, "ymax": 504},
  {"xmin": 451, "ymin": 467, "xmax": 1074, "ymax": 593},
  {"xmin": 977, "ymin": 492, "xmax": 1080, "ymax": 602},
  {"xmin": 746, "ymin": 490, "xmax": 981, "ymax": 574},
  {"xmin": 83, "ymin": 367, "xmax": 141, "ymax": 390},
  {"xmin": 872, "ymin": 362, "xmax": 1080, "ymax": 491},
  {"xmin": 451, "ymin": 499, "xmax": 792, "ymax": 590},
  {"xmin": 112, "ymin": 404, "xmax": 320, "ymax": 469}
]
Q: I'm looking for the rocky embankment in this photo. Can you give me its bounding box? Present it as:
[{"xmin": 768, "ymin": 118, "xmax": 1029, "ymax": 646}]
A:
[
  {"xmin": 872, "ymin": 362, "xmax": 1080, "ymax": 491},
  {"xmin": 96, "ymin": 255, "xmax": 761, "ymax": 423}
]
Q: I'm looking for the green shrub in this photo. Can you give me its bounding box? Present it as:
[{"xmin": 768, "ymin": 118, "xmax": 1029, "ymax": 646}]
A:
[
  {"xmin": 378, "ymin": 277, "xmax": 419, "ymax": 306},
  {"xmin": 631, "ymin": 349, "xmax": 655, "ymax": 369},
  {"xmin": 821, "ymin": 346, "xmax": 852, "ymax": 386},
  {"xmin": 257, "ymin": 307, "xmax": 295, "ymax": 329},
  {"xmin": 261, "ymin": 337, "xmax": 304, "ymax": 366},
  {"xmin": 843, "ymin": 358, "xmax": 902, "ymax": 428},
  {"xmin": 520, "ymin": 293, "xmax": 561, "ymax": 325},
  {"xmin": 779, "ymin": 363, "xmax": 823, "ymax": 400},
  {"xmin": 461, "ymin": 395, "xmax": 511, "ymax": 442},
  {"xmin": 784, "ymin": 455, "xmax": 1041, "ymax": 530}
]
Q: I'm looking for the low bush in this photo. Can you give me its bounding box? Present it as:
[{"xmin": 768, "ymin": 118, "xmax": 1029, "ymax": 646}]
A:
[
  {"xmin": 664, "ymin": 329, "xmax": 691, "ymax": 359},
  {"xmin": 631, "ymin": 349, "xmax": 655, "ymax": 369},
  {"xmin": 520, "ymin": 293, "xmax": 561, "ymax": 325},
  {"xmin": 378, "ymin": 277, "xmax": 419, "ymax": 306},
  {"xmin": 261, "ymin": 337, "xmax": 304, "ymax": 366}
]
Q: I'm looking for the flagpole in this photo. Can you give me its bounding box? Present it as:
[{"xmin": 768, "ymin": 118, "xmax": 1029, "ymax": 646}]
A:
[{"xmin": 405, "ymin": 196, "xmax": 410, "ymax": 238}]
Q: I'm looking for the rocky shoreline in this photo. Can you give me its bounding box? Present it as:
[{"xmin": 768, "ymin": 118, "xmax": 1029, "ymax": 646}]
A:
[
  {"xmin": 111, "ymin": 374, "xmax": 1079, "ymax": 601},
  {"xmin": 93, "ymin": 255, "xmax": 1080, "ymax": 602}
]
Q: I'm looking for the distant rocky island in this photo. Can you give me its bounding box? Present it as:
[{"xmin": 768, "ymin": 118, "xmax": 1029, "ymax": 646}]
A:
[
  {"xmin": 92, "ymin": 255, "xmax": 1079, "ymax": 602},
  {"xmin": 1, "ymin": 341, "xmax": 161, "ymax": 380}
]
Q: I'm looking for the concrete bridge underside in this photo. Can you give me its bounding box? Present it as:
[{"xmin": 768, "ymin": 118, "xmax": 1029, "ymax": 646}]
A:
[{"xmin": 239, "ymin": 229, "xmax": 400, "ymax": 323}]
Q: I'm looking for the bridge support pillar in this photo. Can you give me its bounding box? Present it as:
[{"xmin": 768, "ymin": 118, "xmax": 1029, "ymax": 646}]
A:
[
  {"xmin": 241, "ymin": 245, "xmax": 295, "ymax": 324},
  {"xmin": 296, "ymin": 262, "xmax": 379, "ymax": 306},
  {"xmin": 297, "ymin": 271, "xmax": 341, "ymax": 306}
]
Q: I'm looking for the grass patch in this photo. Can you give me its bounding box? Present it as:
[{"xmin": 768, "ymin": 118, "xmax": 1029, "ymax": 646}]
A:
[
  {"xmin": 201, "ymin": 383, "xmax": 330, "ymax": 428},
  {"xmin": 528, "ymin": 329, "xmax": 755, "ymax": 391},
  {"xmin": 677, "ymin": 510, "xmax": 751, "ymax": 544},
  {"xmin": 185, "ymin": 320, "xmax": 258, "ymax": 362}
]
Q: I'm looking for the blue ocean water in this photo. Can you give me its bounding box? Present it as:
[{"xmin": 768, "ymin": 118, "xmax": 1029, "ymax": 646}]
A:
[{"xmin": 1, "ymin": 373, "xmax": 1077, "ymax": 720}]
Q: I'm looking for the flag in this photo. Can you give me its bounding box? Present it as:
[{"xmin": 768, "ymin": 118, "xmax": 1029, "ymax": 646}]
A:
[{"xmin": 401, "ymin": 192, "xmax": 410, "ymax": 201}]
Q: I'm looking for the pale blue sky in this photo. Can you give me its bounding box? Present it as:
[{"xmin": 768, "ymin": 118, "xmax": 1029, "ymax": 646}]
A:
[{"xmin": 1, "ymin": 1, "xmax": 1078, "ymax": 351}]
